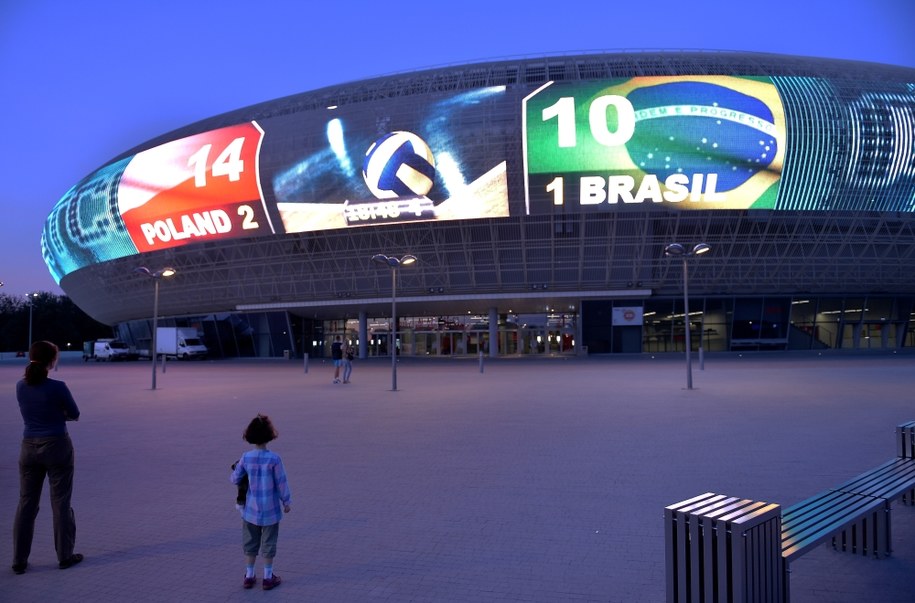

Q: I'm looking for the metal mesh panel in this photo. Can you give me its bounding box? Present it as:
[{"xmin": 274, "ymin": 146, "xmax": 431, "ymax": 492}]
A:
[{"xmin": 53, "ymin": 52, "xmax": 915, "ymax": 326}]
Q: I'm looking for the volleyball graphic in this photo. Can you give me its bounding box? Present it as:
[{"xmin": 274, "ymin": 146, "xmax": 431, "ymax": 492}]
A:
[
  {"xmin": 362, "ymin": 131, "xmax": 436, "ymax": 199},
  {"xmin": 625, "ymin": 81, "xmax": 779, "ymax": 191}
]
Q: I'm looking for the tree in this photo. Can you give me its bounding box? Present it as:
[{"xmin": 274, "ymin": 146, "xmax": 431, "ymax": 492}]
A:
[{"xmin": 0, "ymin": 292, "xmax": 113, "ymax": 353}]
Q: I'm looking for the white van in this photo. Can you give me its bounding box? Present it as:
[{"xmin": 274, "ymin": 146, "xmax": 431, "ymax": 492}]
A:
[{"xmin": 92, "ymin": 339, "xmax": 131, "ymax": 361}]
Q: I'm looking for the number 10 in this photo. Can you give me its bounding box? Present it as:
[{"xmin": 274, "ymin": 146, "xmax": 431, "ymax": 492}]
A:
[{"xmin": 541, "ymin": 95, "xmax": 636, "ymax": 148}]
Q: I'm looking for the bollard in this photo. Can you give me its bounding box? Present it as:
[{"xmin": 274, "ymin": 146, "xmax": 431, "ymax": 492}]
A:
[
  {"xmin": 303, "ymin": 354, "xmax": 309, "ymax": 374},
  {"xmin": 699, "ymin": 346, "xmax": 704, "ymax": 371},
  {"xmin": 479, "ymin": 350, "xmax": 484, "ymax": 373},
  {"xmin": 161, "ymin": 353, "xmax": 167, "ymax": 373}
]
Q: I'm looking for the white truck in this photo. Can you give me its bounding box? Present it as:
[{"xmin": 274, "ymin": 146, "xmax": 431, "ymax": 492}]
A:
[
  {"xmin": 84, "ymin": 338, "xmax": 132, "ymax": 361},
  {"xmin": 156, "ymin": 327, "xmax": 208, "ymax": 359}
]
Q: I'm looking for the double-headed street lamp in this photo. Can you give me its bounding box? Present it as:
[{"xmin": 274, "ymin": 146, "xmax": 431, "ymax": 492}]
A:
[
  {"xmin": 664, "ymin": 243, "xmax": 711, "ymax": 390},
  {"xmin": 372, "ymin": 254, "xmax": 417, "ymax": 391},
  {"xmin": 134, "ymin": 267, "xmax": 176, "ymax": 390}
]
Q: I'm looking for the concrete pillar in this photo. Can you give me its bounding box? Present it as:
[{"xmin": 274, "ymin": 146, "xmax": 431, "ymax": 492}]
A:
[
  {"xmin": 576, "ymin": 311, "xmax": 584, "ymax": 356},
  {"xmin": 359, "ymin": 311, "xmax": 368, "ymax": 359},
  {"xmin": 489, "ymin": 307, "xmax": 498, "ymax": 358}
]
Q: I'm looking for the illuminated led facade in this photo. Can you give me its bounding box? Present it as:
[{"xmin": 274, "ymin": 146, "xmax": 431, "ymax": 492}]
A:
[{"xmin": 43, "ymin": 51, "xmax": 915, "ymax": 356}]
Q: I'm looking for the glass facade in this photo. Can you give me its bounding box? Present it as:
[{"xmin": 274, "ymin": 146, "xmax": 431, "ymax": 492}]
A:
[
  {"xmin": 631, "ymin": 295, "xmax": 912, "ymax": 354},
  {"xmin": 115, "ymin": 294, "xmax": 912, "ymax": 358}
]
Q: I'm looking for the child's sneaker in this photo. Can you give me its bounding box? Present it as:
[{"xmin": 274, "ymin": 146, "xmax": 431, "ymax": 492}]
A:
[
  {"xmin": 333, "ymin": 378, "xmax": 341, "ymax": 384},
  {"xmin": 262, "ymin": 574, "xmax": 282, "ymax": 590},
  {"xmin": 243, "ymin": 575, "xmax": 256, "ymax": 589}
]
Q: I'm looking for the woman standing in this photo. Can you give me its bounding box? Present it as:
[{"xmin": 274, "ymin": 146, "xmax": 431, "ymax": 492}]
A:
[
  {"xmin": 12, "ymin": 341, "xmax": 83, "ymax": 574},
  {"xmin": 342, "ymin": 339, "xmax": 354, "ymax": 383}
]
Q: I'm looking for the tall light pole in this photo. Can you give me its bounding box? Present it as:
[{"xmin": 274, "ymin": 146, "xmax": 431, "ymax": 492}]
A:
[
  {"xmin": 25, "ymin": 292, "xmax": 39, "ymax": 348},
  {"xmin": 664, "ymin": 243, "xmax": 710, "ymax": 390},
  {"xmin": 372, "ymin": 254, "xmax": 417, "ymax": 391},
  {"xmin": 134, "ymin": 267, "xmax": 176, "ymax": 390}
]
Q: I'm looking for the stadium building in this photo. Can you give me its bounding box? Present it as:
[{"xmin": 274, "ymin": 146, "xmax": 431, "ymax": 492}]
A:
[{"xmin": 42, "ymin": 51, "xmax": 915, "ymax": 358}]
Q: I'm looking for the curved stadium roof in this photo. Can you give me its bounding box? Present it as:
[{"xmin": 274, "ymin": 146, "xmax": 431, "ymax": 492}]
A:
[{"xmin": 42, "ymin": 51, "xmax": 915, "ymax": 325}]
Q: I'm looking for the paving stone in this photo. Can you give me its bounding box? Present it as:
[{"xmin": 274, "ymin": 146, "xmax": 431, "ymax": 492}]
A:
[{"xmin": 1, "ymin": 353, "xmax": 914, "ymax": 601}]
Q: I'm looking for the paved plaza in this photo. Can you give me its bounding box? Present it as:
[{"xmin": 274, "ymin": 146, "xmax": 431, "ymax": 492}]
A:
[{"xmin": 1, "ymin": 352, "xmax": 914, "ymax": 602}]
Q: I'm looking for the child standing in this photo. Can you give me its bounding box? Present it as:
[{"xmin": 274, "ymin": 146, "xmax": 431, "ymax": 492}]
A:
[{"xmin": 231, "ymin": 414, "xmax": 291, "ymax": 590}]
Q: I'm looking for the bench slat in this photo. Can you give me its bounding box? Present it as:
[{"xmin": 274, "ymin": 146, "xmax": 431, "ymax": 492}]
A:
[
  {"xmin": 781, "ymin": 490, "xmax": 884, "ymax": 561},
  {"xmin": 832, "ymin": 457, "xmax": 915, "ymax": 499}
]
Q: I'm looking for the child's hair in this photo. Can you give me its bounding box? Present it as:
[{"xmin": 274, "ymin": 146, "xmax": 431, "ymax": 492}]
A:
[
  {"xmin": 243, "ymin": 414, "xmax": 278, "ymax": 445},
  {"xmin": 24, "ymin": 340, "xmax": 59, "ymax": 385}
]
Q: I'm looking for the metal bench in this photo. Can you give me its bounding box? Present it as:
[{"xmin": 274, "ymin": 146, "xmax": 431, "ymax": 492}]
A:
[
  {"xmin": 665, "ymin": 421, "xmax": 915, "ymax": 602},
  {"xmin": 898, "ymin": 420, "xmax": 915, "ymax": 459},
  {"xmin": 830, "ymin": 456, "xmax": 915, "ymax": 556},
  {"xmin": 898, "ymin": 420, "xmax": 915, "ymax": 504}
]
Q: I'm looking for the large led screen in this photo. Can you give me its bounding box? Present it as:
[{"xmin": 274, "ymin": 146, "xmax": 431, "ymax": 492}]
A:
[
  {"xmin": 522, "ymin": 76, "xmax": 786, "ymax": 212},
  {"xmin": 117, "ymin": 123, "xmax": 275, "ymax": 252},
  {"xmin": 260, "ymin": 86, "xmax": 510, "ymax": 233},
  {"xmin": 42, "ymin": 72, "xmax": 915, "ymax": 284}
]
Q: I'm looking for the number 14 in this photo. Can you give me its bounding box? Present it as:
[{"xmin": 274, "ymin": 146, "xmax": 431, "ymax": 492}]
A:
[{"xmin": 187, "ymin": 137, "xmax": 246, "ymax": 188}]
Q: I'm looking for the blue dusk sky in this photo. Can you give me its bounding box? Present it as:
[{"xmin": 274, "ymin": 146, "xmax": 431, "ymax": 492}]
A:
[{"xmin": 1, "ymin": 0, "xmax": 913, "ymax": 296}]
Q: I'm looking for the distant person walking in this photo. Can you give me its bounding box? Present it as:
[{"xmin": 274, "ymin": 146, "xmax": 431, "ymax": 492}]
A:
[
  {"xmin": 331, "ymin": 335, "xmax": 344, "ymax": 383},
  {"xmin": 342, "ymin": 339, "xmax": 354, "ymax": 383},
  {"xmin": 231, "ymin": 414, "xmax": 291, "ymax": 590},
  {"xmin": 12, "ymin": 341, "xmax": 83, "ymax": 575}
]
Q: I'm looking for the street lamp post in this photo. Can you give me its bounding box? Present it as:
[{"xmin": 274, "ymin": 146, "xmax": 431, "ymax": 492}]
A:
[
  {"xmin": 134, "ymin": 267, "xmax": 176, "ymax": 390},
  {"xmin": 372, "ymin": 254, "xmax": 417, "ymax": 391},
  {"xmin": 664, "ymin": 243, "xmax": 710, "ymax": 390},
  {"xmin": 25, "ymin": 292, "xmax": 39, "ymax": 348}
]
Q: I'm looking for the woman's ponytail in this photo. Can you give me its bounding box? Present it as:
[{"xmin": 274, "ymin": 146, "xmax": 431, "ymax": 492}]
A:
[{"xmin": 24, "ymin": 341, "xmax": 58, "ymax": 385}]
